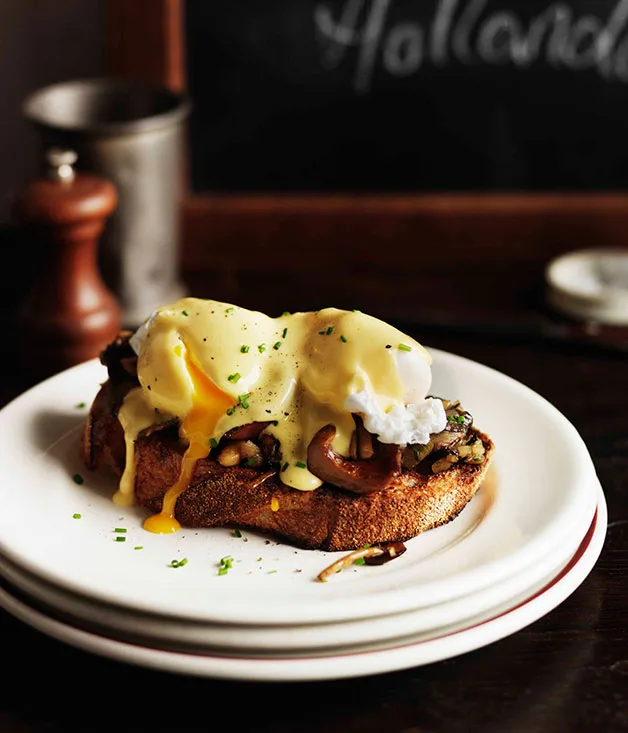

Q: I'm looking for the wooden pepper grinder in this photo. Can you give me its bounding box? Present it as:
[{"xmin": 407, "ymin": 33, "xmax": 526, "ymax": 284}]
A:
[{"xmin": 12, "ymin": 147, "xmax": 121, "ymax": 381}]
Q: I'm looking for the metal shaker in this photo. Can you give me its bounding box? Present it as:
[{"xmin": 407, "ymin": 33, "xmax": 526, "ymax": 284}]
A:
[{"xmin": 22, "ymin": 78, "xmax": 192, "ymax": 328}]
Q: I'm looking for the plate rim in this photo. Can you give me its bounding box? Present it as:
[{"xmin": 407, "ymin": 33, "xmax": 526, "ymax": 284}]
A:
[
  {"xmin": 0, "ymin": 350, "xmax": 600, "ymax": 624},
  {"xmin": 0, "ymin": 486, "xmax": 607, "ymax": 681}
]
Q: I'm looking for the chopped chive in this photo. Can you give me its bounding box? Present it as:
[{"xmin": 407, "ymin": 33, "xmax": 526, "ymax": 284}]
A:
[
  {"xmin": 282, "ymin": 311, "xmax": 291, "ymax": 316},
  {"xmin": 115, "ymin": 536, "xmax": 126, "ymax": 542},
  {"xmin": 295, "ymin": 461, "xmax": 307, "ymax": 469},
  {"xmin": 238, "ymin": 393, "xmax": 250, "ymax": 409},
  {"xmin": 258, "ymin": 343, "xmax": 266, "ymax": 353},
  {"xmin": 72, "ymin": 473, "xmax": 84, "ymax": 485},
  {"xmin": 282, "ymin": 327, "xmax": 288, "ymax": 338},
  {"xmin": 257, "ymin": 557, "xmax": 263, "ymax": 562},
  {"xmin": 169, "ymin": 558, "xmax": 188, "ymax": 568},
  {"xmin": 209, "ymin": 437, "xmax": 218, "ymax": 449},
  {"xmin": 114, "ymin": 527, "xmax": 127, "ymax": 533},
  {"xmin": 218, "ymin": 555, "xmax": 234, "ymax": 575},
  {"xmin": 240, "ymin": 344, "xmax": 249, "ymax": 353},
  {"xmin": 72, "ymin": 513, "xmax": 81, "ymax": 519},
  {"xmin": 75, "ymin": 402, "xmax": 86, "ymax": 409},
  {"xmin": 182, "ymin": 310, "xmax": 189, "ymax": 316},
  {"xmin": 225, "ymin": 307, "xmax": 234, "ymax": 314},
  {"xmin": 226, "ymin": 406, "xmax": 236, "ymax": 416},
  {"xmin": 282, "ymin": 462, "xmax": 289, "ymax": 472},
  {"xmin": 273, "ymin": 341, "xmax": 282, "ymax": 350},
  {"xmin": 245, "ymin": 458, "xmax": 257, "ymax": 467},
  {"xmin": 134, "ymin": 546, "xmax": 143, "ymax": 550},
  {"xmin": 227, "ymin": 373, "xmax": 241, "ymax": 383},
  {"xmin": 353, "ymin": 557, "xmax": 366, "ymax": 565},
  {"xmin": 267, "ymin": 570, "xmax": 278, "ymax": 574},
  {"xmin": 340, "ymin": 335, "xmax": 347, "ymax": 342},
  {"xmin": 398, "ymin": 343, "xmax": 412, "ymax": 352},
  {"xmin": 234, "ymin": 529, "xmax": 242, "ymax": 538},
  {"xmin": 326, "ymin": 326, "xmax": 334, "ymax": 335}
]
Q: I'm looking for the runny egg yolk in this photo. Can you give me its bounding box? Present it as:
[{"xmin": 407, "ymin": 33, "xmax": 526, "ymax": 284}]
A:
[
  {"xmin": 142, "ymin": 347, "xmax": 234, "ymax": 534},
  {"xmin": 116, "ymin": 297, "xmax": 438, "ymax": 534}
]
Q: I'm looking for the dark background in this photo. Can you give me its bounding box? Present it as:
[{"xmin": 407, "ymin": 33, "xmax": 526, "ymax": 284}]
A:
[{"xmin": 186, "ymin": 0, "xmax": 628, "ymax": 191}]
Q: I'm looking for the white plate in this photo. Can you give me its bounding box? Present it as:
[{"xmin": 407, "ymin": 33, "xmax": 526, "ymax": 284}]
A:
[
  {"xmin": 0, "ymin": 350, "xmax": 599, "ymax": 625},
  {"xmin": 0, "ymin": 488, "xmax": 607, "ymax": 681},
  {"xmin": 0, "ymin": 475, "xmax": 599, "ymax": 655}
]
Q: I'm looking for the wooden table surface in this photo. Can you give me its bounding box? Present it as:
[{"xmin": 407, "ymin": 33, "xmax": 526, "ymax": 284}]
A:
[{"xmin": 0, "ymin": 317, "xmax": 626, "ymax": 733}]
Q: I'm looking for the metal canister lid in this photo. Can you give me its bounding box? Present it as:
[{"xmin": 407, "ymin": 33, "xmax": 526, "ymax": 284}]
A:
[{"xmin": 545, "ymin": 248, "xmax": 628, "ymax": 325}]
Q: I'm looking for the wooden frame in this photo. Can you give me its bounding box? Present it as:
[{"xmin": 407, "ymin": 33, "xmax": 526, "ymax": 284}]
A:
[{"xmin": 104, "ymin": 0, "xmax": 628, "ymax": 319}]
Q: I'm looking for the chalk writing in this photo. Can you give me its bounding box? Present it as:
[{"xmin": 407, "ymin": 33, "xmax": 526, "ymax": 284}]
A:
[{"xmin": 315, "ymin": 0, "xmax": 628, "ymax": 92}]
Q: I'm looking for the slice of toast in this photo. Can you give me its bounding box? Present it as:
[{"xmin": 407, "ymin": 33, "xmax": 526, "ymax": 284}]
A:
[{"xmin": 80, "ymin": 379, "xmax": 494, "ymax": 552}]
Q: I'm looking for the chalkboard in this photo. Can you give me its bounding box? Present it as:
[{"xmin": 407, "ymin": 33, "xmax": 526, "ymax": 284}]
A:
[{"xmin": 186, "ymin": 0, "xmax": 628, "ymax": 192}]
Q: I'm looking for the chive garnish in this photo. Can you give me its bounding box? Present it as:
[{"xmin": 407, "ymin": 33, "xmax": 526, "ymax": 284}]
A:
[
  {"xmin": 72, "ymin": 513, "xmax": 81, "ymax": 519},
  {"xmin": 114, "ymin": 527, "xmax": 127, "ymax": 533},
  {"xmin": 273, "ymin": 341, "xmax": 281, "ymax": 350},
  {"xmin": 115, "ymin": 536, "xmax": 126, "ymax": 542},
  {"xmin": 72, "ymin": 473, "xmax": 84, "ymax": 485},
  {"xmin": 282, "ymin": 311, "xmax": 291, "ymax": 316},
  {"xmin": 225, "ymin": 307, "xmax": 234, "ymax": 314},
  {"xmin": 295, "ymin": 461, "xmax": 307, "ymax": 468},
  {"xmin": 258, "ymin": 343, "xmax": 266, "ymax": 353},
  {"xmin": 209, "ymin": 437, "xmax": 218, "ymax": 449},
  {"xmin": 245, "ymin": 458, "xmax": 257, "ymax": 467},
  {"xmin": 282, "ymin": 462, "xmax": 289, "ymax": 472},
  {"xmin": 75, "ymin": 402, "xmax": 86, "ymax": 409},
  {"xmin": 326, "ymin": 326, "xmax": 334, "ymax": 335},
  {"xmin": 340, "ymin": 335, "xmax": 347, "ymax": 342},
  {"xmin": 134, "ymin": 546, "xmax": 143, "ymax": 550},
  {"xmin": 240, "ymin": 345, "xmax": 249, "ymax": 353},
  {"xmin": 169, "ymin": 558, "xmax": 188, "ymax": 568},
  {"xmin": 398, "ymin": 343, "xmax": 412, "ymax": 352},
  {"xmin": 234, "ymin": 529, "xmax": 242, "ymax": 538},
  {"xmin": 282, "ymin": 327, "xmax": 288, "ymax": 338},
  {"xmin": 226, "ymin": 406, "xmax": 236, "ymax": 416},
  {"xmin": 228, "ymin": 373, "xmax": 241, "ymax": 383},
  {"xmin": 218, "ymin": 555, "xmax": 234, "ymax": 575},
  {"xmin": 182, "ymin": 310, "xmax": 188, "ymax": 316}
]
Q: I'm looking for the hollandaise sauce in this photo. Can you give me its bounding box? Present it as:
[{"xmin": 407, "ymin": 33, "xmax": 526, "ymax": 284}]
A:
[{"xmin": 116, "ymin": 297, "xmax": 434, "ymax": 534}]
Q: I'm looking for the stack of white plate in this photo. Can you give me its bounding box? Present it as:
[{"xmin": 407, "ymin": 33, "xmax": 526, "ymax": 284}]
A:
[{"xmin": 0, "ymin": 350, "xmax": 606, "ymax": 682}]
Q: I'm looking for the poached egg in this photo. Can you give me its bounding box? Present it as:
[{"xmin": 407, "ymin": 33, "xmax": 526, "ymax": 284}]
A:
[{"xmin": 116, "ymin": 298, "xmax": 446, "ymax": 534}]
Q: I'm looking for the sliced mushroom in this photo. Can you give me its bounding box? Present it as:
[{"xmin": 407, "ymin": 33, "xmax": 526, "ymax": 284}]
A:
[
  {"xmin": 431, "ymin": 403, "xmax": 473, "ymax": 452},
  {"xmin": 100, "ymin": 331, "xmax": 139, "ymax": 384},
  {"xmin": 223, "ymin": 421, "xmax": 272, "ymax": 441},
  {"xmin": 217, "ymin": 439, "xmax": 263, "ymax": 467},
  {"xmin": 307, "ymin": 424, "xmax": 401, "ymax": 495},
  {"xmin": 401, "ymin": 440, "xmax": 434, "ymax": 470},
  {"xmin": 354, "ymin": 414, "xmax": 375, "ymax": 459}
]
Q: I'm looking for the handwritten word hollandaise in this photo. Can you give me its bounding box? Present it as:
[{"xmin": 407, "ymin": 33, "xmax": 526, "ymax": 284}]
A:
[{"xmin": 114, "ymin": 298, "xmax": 446, "ymax": 534}]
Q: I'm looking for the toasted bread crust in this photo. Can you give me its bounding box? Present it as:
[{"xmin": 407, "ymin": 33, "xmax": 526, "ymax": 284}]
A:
[{"xmin": 80, "ymin": 380, "xmax": 495, "ymax": 551}]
